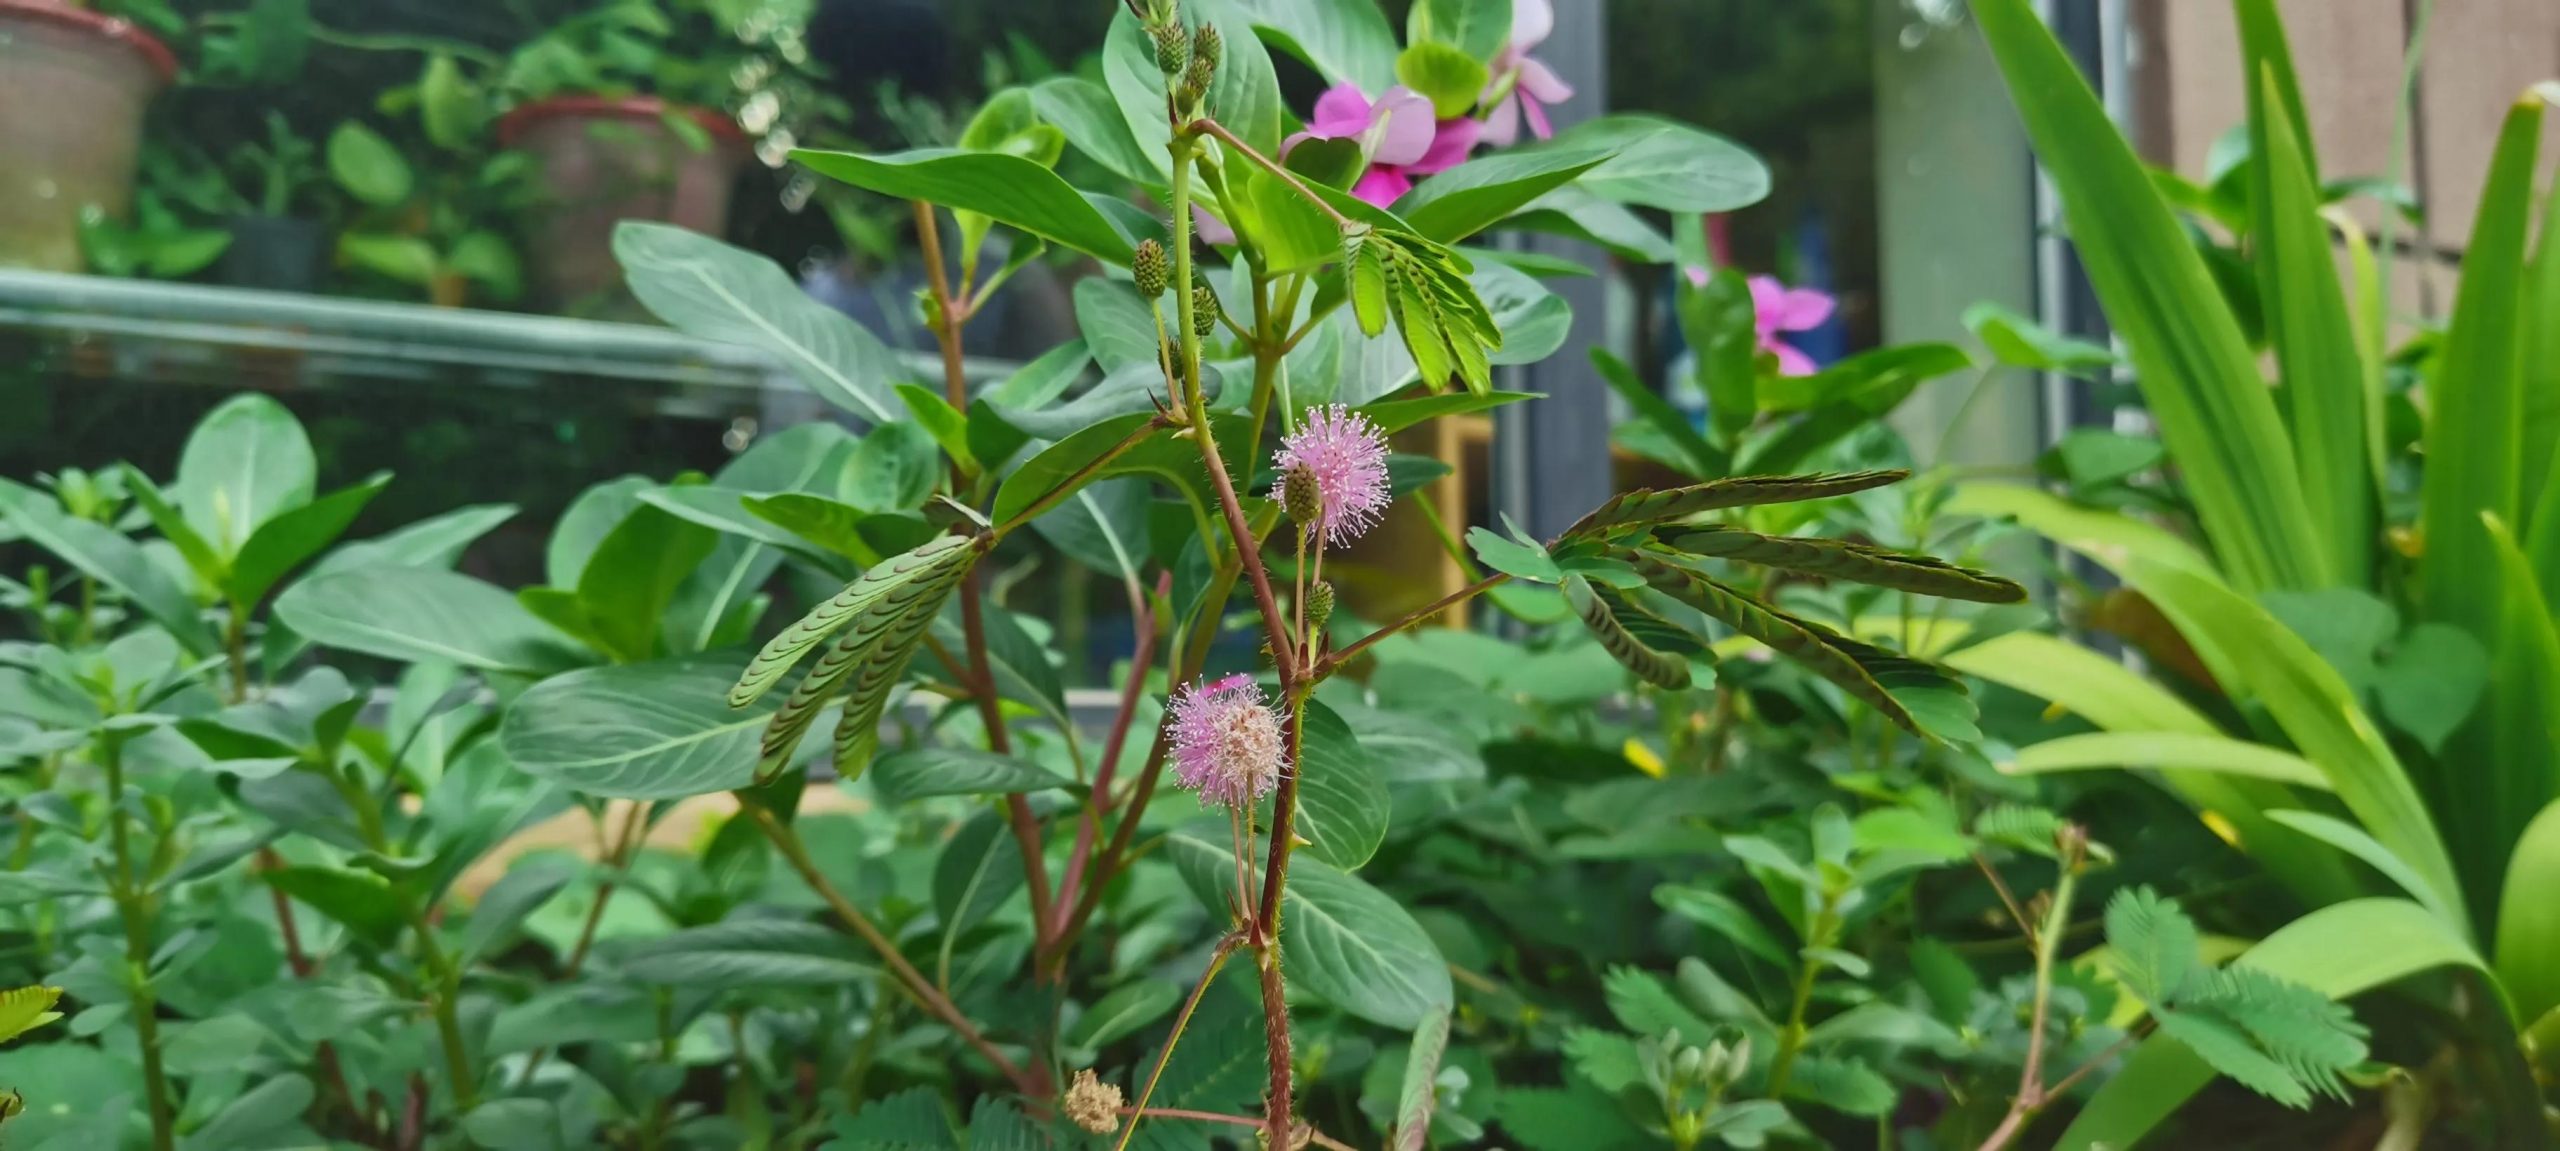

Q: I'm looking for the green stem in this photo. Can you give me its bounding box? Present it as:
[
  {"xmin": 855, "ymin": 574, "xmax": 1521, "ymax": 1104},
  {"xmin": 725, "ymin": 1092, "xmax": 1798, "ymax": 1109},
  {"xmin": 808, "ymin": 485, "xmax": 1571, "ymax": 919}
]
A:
[
  {"xmin": 1114, "ymin": 935, "xmax": 1242, "ymax": 1151},
  {"xmin": 1763, "ymin": 900, "xmax": 1840, "ymax": 1098},
  {"xmin": 103, "ymin": 737, "xmax": 176, "ymax": 1151},
  {"xmin": 1978, "ymin": 867, "xmax": 2083, "ymax": 1151},
  {"xmin": 1189, "ymin": 119, "xmax": 1351, "ymax": 228}
]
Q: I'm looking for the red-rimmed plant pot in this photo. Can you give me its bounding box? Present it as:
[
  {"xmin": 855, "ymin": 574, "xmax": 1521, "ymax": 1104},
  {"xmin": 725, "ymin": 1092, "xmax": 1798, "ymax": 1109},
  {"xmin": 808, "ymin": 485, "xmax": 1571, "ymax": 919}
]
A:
[
  {"xmin": 0, "ymin": 0, "xmax": 175, "ymax": 272},
  {"xmin": 499, "ymin": 96, "xmax": 749, "ymax": 315}
]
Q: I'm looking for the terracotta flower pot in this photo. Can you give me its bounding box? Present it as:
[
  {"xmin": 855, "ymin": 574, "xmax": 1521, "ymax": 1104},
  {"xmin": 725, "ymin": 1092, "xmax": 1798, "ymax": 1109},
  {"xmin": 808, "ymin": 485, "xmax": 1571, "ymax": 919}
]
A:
[
  {"xmin": 498, "ymin": 96, "xmax": 749, "ymax": 315},
  {"xmin": 0, "ymin": 0, "xmax": 174, "ymax": 272}
]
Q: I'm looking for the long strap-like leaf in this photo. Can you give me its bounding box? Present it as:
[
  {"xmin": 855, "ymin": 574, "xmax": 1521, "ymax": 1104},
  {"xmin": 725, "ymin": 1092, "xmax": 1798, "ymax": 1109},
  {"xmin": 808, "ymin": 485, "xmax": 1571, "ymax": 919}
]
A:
[
  {"xmin": 1662, "ymin": 526, "xmax": 2028, "ymax": 603},
  {"xmin": 730, "ymin": 533, "xmax": 976, "ymax": 707},
  {"xmin": 1564, "ymin": 575, "xmax": 1692, "ymax": 689},
  {"xmin": 1564, "ymin": 470, "xmax": 1907, "ymax": 539},
  {"xmin": 1632, "ymin": 554, "xmax": 1925, "ymax": 733}
]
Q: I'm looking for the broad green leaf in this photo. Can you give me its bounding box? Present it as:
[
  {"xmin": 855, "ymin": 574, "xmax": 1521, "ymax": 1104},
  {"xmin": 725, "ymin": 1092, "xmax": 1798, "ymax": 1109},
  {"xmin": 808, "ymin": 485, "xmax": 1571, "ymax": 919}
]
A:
[
  {"xmin": 0, "ymin": 482, "xmax": 220, "ymax": 657},
  {"xmin": 1394, "ymin": 41, "xmax": 1488, "ymax": 119},
  {"xmin": 503, "ymin": 656, "xmax": 775, "ymax": 799},
  {"xmin": 991, "ymin": 413, "xmax": 1156, "ymax": 528},
  {"xmin": 1972, "ymin": 0, "xmax": 2321, "ymax": 593},
  {"xmin": 1473, "ymin": 260, "xmax": 1571, "ymax": 366},
  {"xmin": 615, "ymin": 221, "xmax": 910, "ymax": 423},
  {"xmin": 1032, "ymin": 478, "xmax": 1150, "ymax": 585},
  {"xmin": 1282, "ymin": 856, "xmax": 1454, "ymax": 1029},
  {"xmin": 2005, "ymin": 731, "xmax": 2330, "ymax": 790},
  {"xmin": 327, "ymin": 121, "xmax": 413, "ymax": 207},
  {"xmin": 1466, "ymin": 524, "xmax": 1561, "ymax": 583},
  {"xmin": 277, "ymin": 568, "xmax": 575, "ymax": 675},
  {"xmin": 1064, "ymin": 978, "xmax": 1184, "ymax": 1050},
  {"xmin": 1072, "ymin": 277, "xmax": 1162, "ymax": 374},
  {"xmin": 461, "ymin": 1099, "xmax": 561, "ymax": 1150},
  {"xmin": 1538, "ymin": 115, "xmax": 1771, "ymax": 213},
  {"xmin": 338, "ymin": 232, "xmax": 438, "ymax": 285},
  {"xmin": 2055, "ymin": 898, "xmax": 2490, "ymax": 1151},
  {"xmin": 2497, "ymin": 800, "xmax": 2560, "ymax": 1022},
  {"xmin": 1593, "ymin": 348, "xmax": 1722, "ymax": 478},
  {"xmin": 2373, "ymin": 623, "xmax": 2490, "ymax": 755},
  {"xmin": 225, "ymin": 473, "xmax": 390, "ymax": 608},
  {"xmin": 176, "ymin": 392, "xmax": 317, "ymax": 557},
  {"xmin": 2250, "ymin": 65, "xmax": 2369, "ymax": 588},
  {"xmin": 842, "ymin": 423, "xmax": 942, "ymax": 516},
  {"xmin": 1961, "ymin": 301, "xmax": 2118, "ymax": 376},
  {"xmin": 1405, "ymin": 0, "xmax": 1507, "ymax": 61},
  {"xmin": 797, "ymin": 148, "xmax": 1135, "ymax": 264},
  {"xmin": 0, "ymin": 986, "xmax": 61, "ymax": 1045},
  {"xmin": 611, "ymin": 920, "xmax": 877, "ymax": 986},
  {"xmin": 1509, "ymin": 186, "xmax": 1677, "ymax": 264},
  {"xmin": 304, "ymin": 503, "xmax": 515, "ymax": 581},
  {"xmin": 1030, "ymin": 77, "xmax": 1161, "ymax": 189},
  {"xmin": 1105, "ymin": 0, "xmax": 1284, "ymax": 175},
  {"xmin": 933, "ymin": 813, "xmax": 1023, "ymax": 942},
  {"xmin": 867, "ymin": 747, "xmax": 1071, "ymax": 806},
  {"xmin": 184, "ymin": 1071, "xmax": 314, "ymax": 1150},
  {"xmin": 460, "ymin": 856, "xmax": 581, "ymax": 965},
  {"xmin": 1291, "ymin": 700, "xmax": 1391, "ymax": 870},
  {"xmin": 1680, "ymin": 267, "xmax": 1758, "ymax": 443},
  {"xmin": 268, "ymin": 866, "xmax": 404, "ymax": 947},
  {"xmin": 575, "ymin": 497, "xmax": 719, "ymax": 663},
  {"xmin": 1234, "ymin": 0, "xmax": 1397, "ymax": 90}
]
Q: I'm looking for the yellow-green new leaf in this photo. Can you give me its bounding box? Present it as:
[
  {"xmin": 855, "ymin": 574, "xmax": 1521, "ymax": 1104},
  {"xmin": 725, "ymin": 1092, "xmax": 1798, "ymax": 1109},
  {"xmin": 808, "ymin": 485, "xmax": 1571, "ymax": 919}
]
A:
[
  {"xmin": 2005, "ymin": 732, "xmax": 2330, "ymax": 791},
  {"xmin": 0, "ymin": 987, "xmax": 61, "ymax": 1045},
  {"xmin": 2497, "ymin": 800, "xmax": 2560, "ymax": 1023}
]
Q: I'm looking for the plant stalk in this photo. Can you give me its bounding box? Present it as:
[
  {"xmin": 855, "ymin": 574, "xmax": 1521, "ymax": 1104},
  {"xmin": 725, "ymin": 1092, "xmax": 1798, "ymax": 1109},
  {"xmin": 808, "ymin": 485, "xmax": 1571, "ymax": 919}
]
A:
[{"xmin": 102, "ymin": 736, "xmax": 176, "ymax": 1151}]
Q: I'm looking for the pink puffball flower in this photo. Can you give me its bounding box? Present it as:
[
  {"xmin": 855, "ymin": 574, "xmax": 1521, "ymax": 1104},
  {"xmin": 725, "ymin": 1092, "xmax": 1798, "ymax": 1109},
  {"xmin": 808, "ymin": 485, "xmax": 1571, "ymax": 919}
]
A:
[
  {"xmin": 1283, "ymin": 83, "xmax": 1479, "ymax": 207},
  {"xmin": 1274, "ymin": 403, "xmax": 1392, "ymax": 547},
  {"xmin": 1479, "ymin": 0, "xmax": 1575, "ymax": 147},
  {"xmin": 1684, "ymin": 268, "xmax": 1837, "ymax": 377},
  {"xmin": 1167, "ymin": 674, "xmax": 1288, "ymax": 809}
]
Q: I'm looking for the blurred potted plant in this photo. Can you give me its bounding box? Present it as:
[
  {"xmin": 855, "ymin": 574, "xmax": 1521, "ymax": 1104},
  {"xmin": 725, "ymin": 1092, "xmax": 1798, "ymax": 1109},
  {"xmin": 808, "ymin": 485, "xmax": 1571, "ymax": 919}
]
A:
[
  {"xmin": 487, "ymin": 0, "xmax": 833, "ymax": 314},
  {"xmin": 328, "ymin": 111, "xmax": 529, "ymax": 308},
  {"xmin": 75, "ymin": 132, "xmax": 231, "ymax": 281},
  {"xmin": 0, "ymin": 0, "xmax": 179, "ymax": 271},
  {"xmin": 215, "ymin": 111, "xmax": 333, "ymax": 291}
]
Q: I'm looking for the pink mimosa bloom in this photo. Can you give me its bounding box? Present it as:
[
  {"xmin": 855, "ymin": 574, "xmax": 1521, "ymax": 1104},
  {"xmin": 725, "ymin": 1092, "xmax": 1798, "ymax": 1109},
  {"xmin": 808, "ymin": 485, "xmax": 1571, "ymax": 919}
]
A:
[
  {"xmin": 1283, "ymin": 84, "xmax": 1480, "ymax": 208},
  {"xmin": 1167, "ymin": 674, "xmax": 1288, "ymax": 809},
  {"xmin": 1685, "ymin": 268, "xmax": 1837, "ymax": 377},
  {"xmin": 1479, "ymin": 0, "xmax": 1575, "ymax": 147},
  {"xmin": 1273, "ymin": 403, "xmax": 1392, "ymax": 547}
]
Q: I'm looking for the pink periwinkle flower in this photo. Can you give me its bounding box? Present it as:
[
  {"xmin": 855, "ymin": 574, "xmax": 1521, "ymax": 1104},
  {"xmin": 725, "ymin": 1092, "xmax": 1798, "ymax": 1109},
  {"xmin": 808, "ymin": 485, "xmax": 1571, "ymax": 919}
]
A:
[
  {"xmin": 1274, "ymin": 403, "xmax": 1392, "ymax": 547},
  {"xmin": 1480, "ymin": 0, "xmax": 1575, "ymax": 147},
  {"xmin": 1684, "ymin": 269, "xmax": 1838, "ymax": 377},
  {"xmin": 1167, "ymin": 674, "xmax": 1288, "ymax": 809},
  {"xmin": 1284, "ymin": 83, "xmax": 1481, "ymax": 207}
]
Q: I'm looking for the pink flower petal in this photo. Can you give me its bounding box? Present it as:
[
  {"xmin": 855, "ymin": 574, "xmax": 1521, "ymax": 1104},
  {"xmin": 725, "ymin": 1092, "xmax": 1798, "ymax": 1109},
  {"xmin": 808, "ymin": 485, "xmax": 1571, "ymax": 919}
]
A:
[
  {"xmin": 1516, "ymin": 56, "xmax": 1574, "ymax": 104},
  {"xmin": 1771, "ymin": 340, "xmax": 1820, "ymax": 377},
  {"xmin": 1511, "ymin": 0, "xmax": 1555, "ymax": 49},
  {"xmin": 1774, "ymin": 288, "xmax": 1836, "ymax": 332},
  {"xmin": 1368, "ymin": 86, "xmax": 1438, "ymax": 166},
  {"xmin": 1522, "ymin": 92, "xmax": 1554, "ymax": 140},
  {"xmin": 1353, "ymin": 165, "xmax": 1414, "ymax": 207},
  {"xmin": 1684, "ymin": 266, "xmax": 1710, "ymax": 288},
  {"xmin": 1479, "ymin": 95, "xmax": 1523, "ymax": 149},
  {"xmin": 1412, "ymin": 117, "xmax": 1482, "ymax": 175},
  {"xmin": 1309, "ymin": 83, "xmax": 1376, "ymax": 135},
  {"xmin": 1192, "ymin": 203, "xmax": 1237, "ymax": 247}
]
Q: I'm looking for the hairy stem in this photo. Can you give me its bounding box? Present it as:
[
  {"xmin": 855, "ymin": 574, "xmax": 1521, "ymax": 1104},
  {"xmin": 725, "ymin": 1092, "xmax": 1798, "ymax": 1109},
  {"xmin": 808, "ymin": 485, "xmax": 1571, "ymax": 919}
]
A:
[
  {"xmin": 102, "ymin": 738, "xmax": 175, "ymax": 1151},
  {"xmin": 1254, "ymin": 697, "xmax": 1310, "ymax": 1145},
  {"xmin": 749, "ymin": 807, "xmax": 1037, "ymax": 1093}
]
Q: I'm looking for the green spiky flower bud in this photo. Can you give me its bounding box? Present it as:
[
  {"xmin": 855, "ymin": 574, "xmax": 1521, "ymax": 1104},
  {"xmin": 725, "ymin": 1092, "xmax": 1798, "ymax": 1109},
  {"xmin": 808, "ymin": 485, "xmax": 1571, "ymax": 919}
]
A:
[
  {"xmin": 1191, "ymin": 282, "xmax": 1219, "ymax": 337},
  {"xmin": 1280, "ymin": 463, "xmax": 1323, "ymax": 530},
  {"xmin": 1306, "ymin": 580, "xmax": 1335, "ymax": 635},
  {"xmin": 1132, "ymin": 239, "xmax": 1169, "ymax": 298},
  {"xmin": 1192, "ymin": 23, "xmax": 1222, "ymax": 74},
  {"xmin": 1179, "ymin": 51, "xmax": 1216, "ymax": 107},
  {"xmin": 1152, "ymin": 19, "xmax": 1189, "ymax": 76}
]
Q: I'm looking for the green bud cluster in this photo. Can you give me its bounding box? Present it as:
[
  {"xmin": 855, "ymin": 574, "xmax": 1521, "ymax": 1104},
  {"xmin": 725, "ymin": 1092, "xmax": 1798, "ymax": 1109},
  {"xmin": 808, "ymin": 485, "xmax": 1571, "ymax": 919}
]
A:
[
  {"xmin": 1191, "ymin": 282, "xmax": 1220, "ymax": 337},
  {"xmin": 1132, "ymin": 239, "xmax": 1169, "ymax": 298},
  {"xmin": 1305, "ymin": 581, "xmax": 1335, "ymax": 635},
  {"xmin": 1151, "ymin": 19, "xmax": 1189, "ymax": 76}
]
